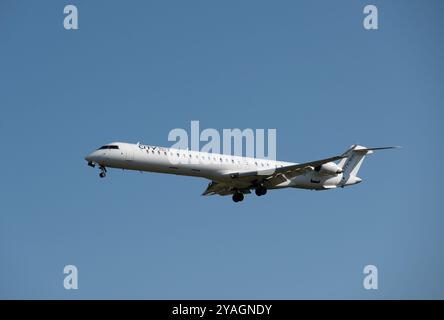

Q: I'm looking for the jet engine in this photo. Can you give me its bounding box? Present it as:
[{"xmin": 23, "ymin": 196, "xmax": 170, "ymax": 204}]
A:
[{"xmin": 314, "ymin": 162, "xmax": 343, "ymax": 175}]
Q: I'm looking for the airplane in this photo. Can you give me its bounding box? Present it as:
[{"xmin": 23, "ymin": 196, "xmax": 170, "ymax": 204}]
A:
[{"xmin": 84, "ymin": 142, "xmax": 398, "ymax": 202}]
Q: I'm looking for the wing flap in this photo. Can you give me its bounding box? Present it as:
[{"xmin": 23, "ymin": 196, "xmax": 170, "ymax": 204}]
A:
[{"xmin": 202, "ymin": 181, "xmax": 251, "ymax": 196}]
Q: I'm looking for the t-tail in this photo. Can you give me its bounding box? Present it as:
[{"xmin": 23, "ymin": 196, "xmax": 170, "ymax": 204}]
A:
[{"xmin": 337, "ymin": 145, "xmax": 399, "ymax": 186}]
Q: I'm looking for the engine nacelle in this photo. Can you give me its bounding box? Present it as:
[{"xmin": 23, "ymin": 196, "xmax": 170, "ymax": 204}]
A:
[{"xmin": 314, "ymin": 162, "xmax": 343, "ymax": 175}]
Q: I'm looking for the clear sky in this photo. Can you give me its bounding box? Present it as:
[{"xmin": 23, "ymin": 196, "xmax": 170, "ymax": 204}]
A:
[{"xmin": 1, "ymin": 0, "xmax": 443, "ymax": 299}]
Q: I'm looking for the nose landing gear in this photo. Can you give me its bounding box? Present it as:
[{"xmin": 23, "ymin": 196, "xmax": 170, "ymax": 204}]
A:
[
  {"xmin": 99, "ymin": 166, "xmax": 107, "ymax": 178},
  {"xmin": 86, "ymin": 160, "xmax": 107, "ymax": 178}
]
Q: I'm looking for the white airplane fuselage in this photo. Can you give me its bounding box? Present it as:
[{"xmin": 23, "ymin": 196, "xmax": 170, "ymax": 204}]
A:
[{"xmin": 85, "ymin": 142, "xmax": 360, "ymax": 192}]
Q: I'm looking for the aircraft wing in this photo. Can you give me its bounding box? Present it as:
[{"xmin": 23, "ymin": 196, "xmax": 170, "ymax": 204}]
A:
[
  {"xmin": 202, "ymin": 153, "xmax": 346, "ymax": 196},
  {"xmin": 202, "ymin": 181, "xmax": 251, "ymax": 196},
  {"xmin": 225, "ymin": 154, "xmax": 345, "ymax": 181}
]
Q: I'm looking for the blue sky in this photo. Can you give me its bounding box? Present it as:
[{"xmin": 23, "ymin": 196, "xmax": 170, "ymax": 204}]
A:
[{"xmin": 0, "ymin": 0, "xmax": 443, "ymax": 299}]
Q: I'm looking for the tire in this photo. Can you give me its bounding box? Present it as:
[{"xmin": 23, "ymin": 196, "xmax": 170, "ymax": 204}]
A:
[
  {"xmin": 255, "ymin": 186, "xmax": 267, "ymax": 196},
  {"xmin": 232, "ymin": 192, "xmax": 244, "ymax": 202}
]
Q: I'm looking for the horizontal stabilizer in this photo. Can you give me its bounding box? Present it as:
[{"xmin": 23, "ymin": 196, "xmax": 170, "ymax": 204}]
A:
[
  {"xmin": 354, "ymin": 146, "xmax": 401, "ymax": 153},
  {"xmin": 341, "ymin": 145, "xmax": 400, "ymax": 156}
]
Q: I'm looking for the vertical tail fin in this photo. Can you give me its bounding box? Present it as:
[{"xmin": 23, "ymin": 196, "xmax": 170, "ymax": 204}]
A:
[
  {"xmin": 338, "ymin": 145, "xmax": 369, "ymax": 177},
  {"xmin": 338, "ymin": 145, "xmax": 399, "ymax": 177}
]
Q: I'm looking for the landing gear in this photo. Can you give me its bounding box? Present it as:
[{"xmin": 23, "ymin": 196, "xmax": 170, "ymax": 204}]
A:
[
  {"xmin": 255, "ymin": 185, "xmax": 267, "ymax": 196},
  {"xmin": 99, "ymin": 166, "xmax": 107, "ymax": 178},
  {"xmin": 88, "ymin": 161, "xmax": 96, "ymax": 168},
  {"xmin": 232, "ymin": 192, "xmax": 244, "ymax": 203}
]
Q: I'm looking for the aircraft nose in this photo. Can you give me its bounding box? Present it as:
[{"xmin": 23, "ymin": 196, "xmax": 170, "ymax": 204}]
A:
[
  {"xmin": 85, "ymin": 151, "xmax": 98, "ymax": 163},
  {"xmin": 85, "ymin": 152, "xmax": 99, "ymax": 168}
]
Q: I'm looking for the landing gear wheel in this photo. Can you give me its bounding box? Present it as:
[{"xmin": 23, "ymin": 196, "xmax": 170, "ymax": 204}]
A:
[
  {"xmin": 255, "ymin": 186, "xmax": 267, "ymax": 196},
  {"xmin": 99, "ymin": 166, "xmax": 107, "ymax": 178},
  {"xmin": 232, "ymin": 192, "xmax": 244, "ymax": 202}
]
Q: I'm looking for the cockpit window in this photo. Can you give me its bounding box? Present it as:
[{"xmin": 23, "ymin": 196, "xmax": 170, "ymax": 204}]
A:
[{"xmin": 98, "ymin": 145, "xmax": 119, "ymax": 150}]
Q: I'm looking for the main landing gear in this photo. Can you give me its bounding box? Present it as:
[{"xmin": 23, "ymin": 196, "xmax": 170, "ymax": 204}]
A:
[
  {"xmin": 99, "ymin": 166, "xmax": 107, "ymax": 178},
  {"xmin": 255, "ymin": 185, "xmax": 267, "ymax": 196},
  {"xmin": 232, "ymin": 186, "xmax": 267, "ymax": 202},
  {"xmin": 232, "ymin": 192, "xmax": 244, "ymax": 203}
]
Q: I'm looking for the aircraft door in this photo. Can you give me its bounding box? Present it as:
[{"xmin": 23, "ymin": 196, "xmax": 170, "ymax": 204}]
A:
[{"xmin": 125, "ymin": 145, "xmax": 134, "ymax": 161}]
